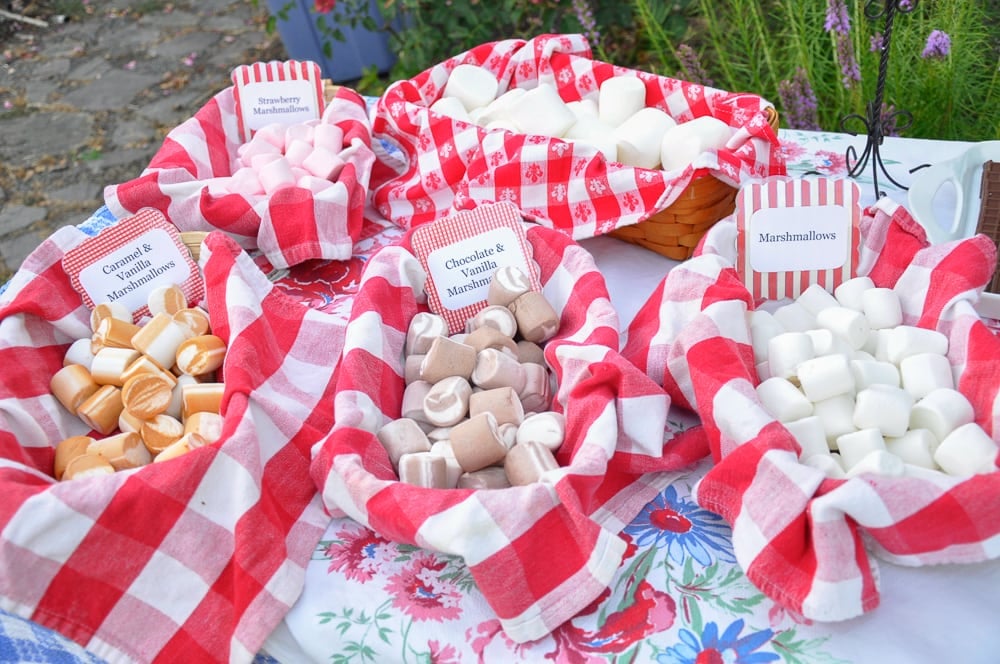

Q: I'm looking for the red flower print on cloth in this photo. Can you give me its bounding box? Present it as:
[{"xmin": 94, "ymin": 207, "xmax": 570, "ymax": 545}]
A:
[
  {"xmin": 814, "ymin": 149, "xmax": 848, "ymax": 175},
  {"xmin": 385, "ymin": 553, "xmax": 463, "ymax": 622},
  {"xmin": 427, "ymin": 640, "xmax": 462, "ymax": 664},
  {"xmin": 324, "ymin": 526, "xmax": 392, "ymax": 583},
  {"xmin": 778, "ymin": 140, "xmax": 808, "ymax": 163}
]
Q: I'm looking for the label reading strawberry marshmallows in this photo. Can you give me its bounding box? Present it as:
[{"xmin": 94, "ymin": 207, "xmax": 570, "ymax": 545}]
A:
[
  {"xmin": 412, "ymin": 202, "xmax": 540, "ymax": 334},
  {"xmin": 231, "ymin": 60, "xmax": 325, "ymax": 142}
]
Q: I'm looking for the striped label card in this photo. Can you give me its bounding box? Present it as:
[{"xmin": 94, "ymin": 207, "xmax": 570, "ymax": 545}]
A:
[
  {"xmin": 412, "ymin": 202, "xmax": 540, "ymax": 334},
  {"xmin": 231, "ymin": 60, "xmax": 325, "ymax": 142},
  {"xmin": 736, "ymin": 176, "xmax": 860, "ymax": 301}
]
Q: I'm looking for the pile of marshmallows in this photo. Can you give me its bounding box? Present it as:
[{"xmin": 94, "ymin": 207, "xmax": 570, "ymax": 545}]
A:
[
  {"xmin": 48, "ymin": 285, "xmax": 226, "ymax": 481},
  {"xmin": 210, "ymin": 119, "xmax": 358, "ymax": 197},
  {"xmin": 432, "ymin": 63, "xmax": 734, "ymax": 172},
  {"xmin": 377, "ymin": 266, "xmax": 568, "ymax": 490},
  {"xmin": 752, "ymin": 279, "xmax": 999, "ymax": 478}
]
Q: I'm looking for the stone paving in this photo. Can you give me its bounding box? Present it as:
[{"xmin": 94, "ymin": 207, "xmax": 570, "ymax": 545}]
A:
[{"xmin": 0, "ymin": 0, "xmax": 285, "ymax": 281}]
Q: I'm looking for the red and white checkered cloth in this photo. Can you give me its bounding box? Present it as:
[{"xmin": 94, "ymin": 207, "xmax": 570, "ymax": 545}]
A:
[
  {"xmin": 369, "ymin": 34, "xmax": 784, "ymax": 238},
  {"xmin": 104, "ymin": 86, "xmax": 375, "ymax": 270},
  {"xmin": 0, "ymin": 228, "xmax": 338, "ymax": 662},
  {"xmin": 310, "ymin": 223, "xmax": 710, "ymax": 643},
  {"xmin": 622, "ymin": 197, "xmax": 1000, "ymax": 622}
]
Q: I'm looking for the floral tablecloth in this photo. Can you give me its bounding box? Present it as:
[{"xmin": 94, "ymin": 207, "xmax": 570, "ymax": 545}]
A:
[{"xmin": 3, "ymin": 129, "xmax": 999, "ymax": 664}]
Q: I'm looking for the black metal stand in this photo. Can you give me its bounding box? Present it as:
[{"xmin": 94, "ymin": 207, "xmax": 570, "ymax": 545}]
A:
[{"xmin": 839, "ymin": 0, "xmax": 918, "ymax": 199}]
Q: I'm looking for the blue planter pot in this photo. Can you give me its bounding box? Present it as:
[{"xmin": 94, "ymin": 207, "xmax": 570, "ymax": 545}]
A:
[{"xmin": 266, "ymin": 0, "xmax": 397, "ymax": 83}]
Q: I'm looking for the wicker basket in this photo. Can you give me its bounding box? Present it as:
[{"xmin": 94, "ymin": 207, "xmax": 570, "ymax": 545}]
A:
[{"xmin": 609, "ymin": 107, "xmax": 780, "ymax": 261}]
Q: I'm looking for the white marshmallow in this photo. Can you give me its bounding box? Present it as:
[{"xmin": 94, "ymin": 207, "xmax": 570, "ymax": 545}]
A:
[
  {"xmin": 813, "ymin": 394, "xmax": 858, "ymax": 446},
  {"xmin": 846, "ymin": 449, "xmax": 905, "ymax": 478},
  {"xmin": 475, "ymin": 87, "xmax": 527, "ymax": 126},
  {"xmin": 756, "ymin": 376, "xmax": 813, "ymax": 422},
  {"xmin": 834, "ymin": 276, "xmax": 876, "ymax": 311},
  {"xmin": 566, "ymin": 98, "xmax": 598, "ymax": 120},
  {"xmin": 933, "ymin": 422, "xmax": 999, "ymax": 475},
  {"xmin": 508, "ymin": 84, "xmax": 576, "ymax": 138},
  {"xmin": 64, "ymin": 338, "xmax": 96, "ymax": 371},
  {"xmin": 772, "ymin": 300, "xmax": 816, "ymax": 333},
  {"xmin": 861, "ymin": 287, "xmax": 903, "ymax": 330},
  {"xmin": 443, "ymin": 64, "xmax": 499, "ymax": 112},
  {"xmin": 853, "ymin": 384, "xmax": 914, "ymax": 438},
  {"xmin": 515, "ymin": 411, "xmax": 566, "ymax": 451},
  {"xmin": 784, "ymin": 416, "xmax": 829, "ymax": 460},
  {"xmin": 815, "ymin": 306, "xmax": 871, "ymax": 350},
  {"xmin": 748, "ymin": 309, "xmax": 785, "ymax": 364},
  {"xmin": 797, "ymin": 353, "xmax": 855, "ymax": 402},
  {"xmin": 614, "ymin": 107, "xmax": 677, "ymax": 169},
  {"xmin": 796, "ymin": 284, "xmax": 840, "ymax": 316},
  {"xmin": 566, "ymin": 135, "xmax": 618, "ymax": 162},
  {"xmin": 598, "ymin": 76, "xmax": 646, "ymax": 127},
  {"xmin": 885, "ymin": 429, "xmax": 939, "ymax": 469},
  {"xmin": 909, "ymin": 387, "xmax": 976, "ymax": 442},
  {"xmin": 430, "ymin": 95, "xmax": 471, "ymax": 123},
  {"xmin": 899, "ymin": 352, "xmax": 954, "ymax": 398},
  {"xmin": 406, "ymin": 312, "xmax": 449, "ymax": 356},
  {"xmin": 885, "ymin": 325, "xmax": 949, "ymax": 365},
  {"xmin": 766, "ymin": 331, "xmax": 814, "ymax": 381},
  {"xmin": 802, "ymin": 452, "xmax": 847, "ymax": 479},
  {"xmin": 867, "ymin": 328, "xmax": 892, "ymax": 361},
  {"xmin": 806, "ymin": 328, "xmax": 852, "ymax": 357},
  {"xmin": 836, "ymin": 427, "xmax": 887, "ymax": 469},
  {"xmin": 659, "ymin": 116, "xmax": 733, "ymax": 172},
  {"xmin": 850, "ymin": 359, "xmax": 900, "ymax": 390}
]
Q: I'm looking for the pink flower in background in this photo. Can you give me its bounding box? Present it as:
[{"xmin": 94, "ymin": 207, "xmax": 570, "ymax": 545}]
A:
[
  {"xmin": 323, "ymin": 526, "xmax": 391, "ymax": 582},
  {"xmin": 922, "ymin": 30, "xmax": 951, "ymax": 59},
  {"xmin": 814, "ymin": 149, "xmax": 848, "ymax": 175},
  {"xmin": 427, "ymin": 640, "xmax": 461, "ymax": 664},
  {"xmin": 314, "ymin": 0, "xmax": 336, "ymax": 11},
  {"xmin": 385, "ymin": 553, "xmax": 462, "ymax": 622}
]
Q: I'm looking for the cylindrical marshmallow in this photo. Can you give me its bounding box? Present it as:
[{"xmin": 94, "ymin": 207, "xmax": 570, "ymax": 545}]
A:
[
  {"xmin": 94, "ymin": 316, "xmax": 141, "ymax": 350},
  {"xmin": 50, "ymin": 364, "xmax": 100, "ymax": 413},
  {"xmin": 802, "ymin": 452, "xmax": 847, "ymax": 479},
  {"xmin": 487, "ymin": 265, "xmax": 532, "ymax": 307},
  {"xmin": 258, "ymin": 155, "xmax": 296, "ymax": 193},
  {"xmin": 430, "ymin": 95, "xmax": 470, "ymax": 122},
  {"xmin": 153, "ymin": 432, "xmax": 208, "ymax": 463},
  {"xmin": 784, "ymin": 416, "xmax": 829, "ymax": 460},
  {"xmin": 766, "ymin": 332, "xmax": 814, "ymax": 381},
  {"xmin": 598, "ymin": 76, "xmax": 646, "ymax": 128},
  {"xmin": 771, "ymin": 301, "xmax": 816, "ymax": 333},
  {"xmin": 899, "ymin": 352, "xmax": 954, "ymax": 398},
  {"xmin": 471, "ymin": 348, "xmax": 526, "ymax": 392},
  {"xmin": 659, "ymin": 116, "xmax": 733, "ymax": 172},
  {"xmin": 475, "ymin": 87, "xmax": 527, "ymax": 126},
  {"xmin": 813, "ymin": 394, "xmax": 858, "ymax": 446},
  {"xmin": 77, "ymin": 384, "xmax": 124, "ymax": 436},
  {"xmin": 796, "ymin": 283, "xmax": 840, "ymax": 316},
  {"xmin": 850, "ymin": 359, "xmax": 900, "ymax": 390},
  {"xmin": 508, "ymin": 291, "xmax": 560, "ymax": 343},
  {"xmin": 450, "ymin": 412, "xmax": 507, "ymax": 472},
  {"xmin": 419, "ymin": 336, "xmax": 476, "ymax": 383},
  {"xmin": 64, "ymin": 337, "xmax": 96, "ymax": 371},
  {"xmin": 756, "ymin": 376, "xmax": 812, "ymax": 422},
  {"xmin": 54, "ymin": 435, "xmax": 95, "ymax": 480},
  {"xmin": 853, "ymin": 384, "xmax": 914, "ymax": 438},
  {"xmin": 147, "ymin": 284, "xmax": 188, "ymax": 317},
  {"xmin": 515, "ymin": 411, "xmax": 566, "ymax": 452},
  {"xmin": 467, "ymin": 305, "xmax": 518, "ymax": 338},
  {"xmin": 121, "ymin": 372, "xmax": 173, "ymax": 420},
  {"xmin": 173, "ymin": 307, "xmax": 211, "ymax": 337},
  {"xmin": 933, "ymin": 423, "xmax": 999, "ymax": 476},
  {"xmin": 505, "ymin": 440, "xmax": 559, "ymax": 486},
  {"xmin": 518, "ymin": 362, "xmax": 552, "ymax": 412},
  {"xmin": 805, "ymin": 328, "xmax": 851, "ymax": 357},
  {"xmin": 845, "ymin": 449, "xmax": 905, "ymax": 478},
  {"xmin": 406, "ymin": 313, "xmax": 449, "ymax": 356},
  {"xmin": 464, "ymin": 326, "xmax": 518, "ymax": 356},
  {"xmin": 422, "ymin": 376, "xmax": 472, "ymax": 427},
  {"xmin": 313, "ymin": 122, "xmax": 344, "ymax": 153},
  {"xmin": 885, "ymin": 325, "xmax": 948, "ymax": 365},
  {"xmin": 131, "ymin": 313, "xmax": 193, "ymax": 371},
  {"xmin": 377, "ymin": 417, "xmax": 431, "ymax": 467},
  {"xmin": 90, "ymin": 347, "xmax": 142, "ymax": 386},
  {"xmin": 909, "ymin": 387, "xmax": 975, "ymax": 442},
  {"xmin": 120, "ymin": 356, "xmax": 177, "ymax": 388},
  {"xmin": 614, "ymin": 107, "xmax": 676, "ymax": 169},
  {"xmin": 748, "ymin": 309, "xmax": 785, "ymax": 364},
  {"xmin": 885, "ymin": 429, "xmax": 939, "ymax": 469},
  {"xmin": 861, "ymin": 287, "xmax": 903, "ymax": 330},
  {"xmin": 141, "ymin": 413, "xmax": 185, "ymax": 455},
  {"xmin": 835, "ymin": 427, "xmax": 887, "ymax": 469},
  {"xmin": 508, "ymin": 83, "xmax": 576, "ymax": 137},
  {"xmin": 180, "ymin": 382, "xmax": 225, "ymax": 418},
  {"xmin": 90, "ymin": 301, "xmax": 131, "ymax": 332},
  {"xmin": 62, "ymin": 453, "xmax": 115, "ymax": 480},
  {"xmin": 815, "ymin": 306, "xmax": 871, "ymax": 350},
  {"xmin": 183, "ymin": 411, "xmax": 225, "ymax": 444},
  {"xmin": 457, "ymin": 466, "xmax": 511, "ymax": 490},
  {"xmin": 516, "ymin": 340, "xmax": 546, "ymax": 366},
  {"xmin": 834, "ymin": 276, "xmax": 876, "ymax": 311},
  {"xmin": 398, "ymin": 452, "xmax": 449, "ymax": 488},
  {"xmin": 443, "ymin": 63, "xmax": 499, "ymax": 112},
  {"xmin": 302, "ymin": 146, "xmax": 346, "ymax": 181},
  {"xmin": 797, "ymin": 353, "xmax": 855, "ymax": 402},
  {"xmin": 87, "ymin": 431, "xmax": 152, "ymax": 471},
  {"xmin": 401, "ymin": 380, "xmax": 434, "ymax": 424},
  {"xmin": 175, "ymin": 334, "xmax": 227, "ymax": 376},
  {"xmin": 469, "ymin": 387, "xmax": 524, "ymax": 426}
]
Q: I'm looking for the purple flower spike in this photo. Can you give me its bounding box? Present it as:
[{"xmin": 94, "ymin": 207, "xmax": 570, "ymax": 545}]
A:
[
  {"xmin": 922, "ymin": 30, "xmax": 951, "ymax": 59},
  {"xmin": 824, "ymin": 0, "xmax": 851, "ymax": 35}
]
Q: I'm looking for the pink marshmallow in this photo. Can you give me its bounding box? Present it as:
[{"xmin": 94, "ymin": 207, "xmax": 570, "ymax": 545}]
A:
[
  {"xmin": 313, "ymin": 123, "xmax": 344, "ymax": 153},
  {"xmin": 254, "ymin": 122, "xmax": 287, "ymax": 151},
  {"xmin": 250, "ymin": 151, "xmax": 281, "ymax": 171},
  {"xmin": 290, "ymin": 166, "xmax": 311, "ymax": 181},
  {"xmin": 302, "ymin": 145, "xmax": 346, "ymax": 181},
  {"xmin": 230, "ymin": 167, "xmax": 264, "ymax": 196},
  {"xmin": 296, "ymin": 175, "xmax": 335, "ymax": 194},
  {"xmin": 284, "ymin": 139, "xmax": 314, "ymax": 168},
  {"xmin": 284, "ymin": 123, "xmax": 314, "ymax": 147},
  {"xmin": 258, "ymin": 156, "xmax": 296, "ymax": 194}
]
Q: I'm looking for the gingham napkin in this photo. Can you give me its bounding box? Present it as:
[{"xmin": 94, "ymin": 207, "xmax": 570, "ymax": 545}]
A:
[
  {"xmin": 310, "ymin": 223, "xmax": 710, "ymax": 643},
  {"xmin": 104, "ymin": 86, "xmax": 375, "ymax": 270},
  {"xmin": 0, "ymin": 229, "xmax": 337, "ymax": 663},
  {"xmin": 369, "ymin": 34, "xmax": 784, "ymax": 238},
  {"xmin": 622, "ymin": 197, "xmax": 1000, "ymax": 622}
]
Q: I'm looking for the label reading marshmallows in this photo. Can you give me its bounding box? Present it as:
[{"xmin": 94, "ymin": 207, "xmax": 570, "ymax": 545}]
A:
[
  {"xmin": 736, "ymin": 176, "xmax": 861, "ymax": 300},
  {"xmin": 231, "ymin": 60, "xmax": 325, "ymax": 142},
  {"xmin": 62, "ymin": 208, "xmax": 204, "ymax": 322},
  {"xmin": 412, "ymin": 202, "xmax": 540, "ymax": 334}
]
